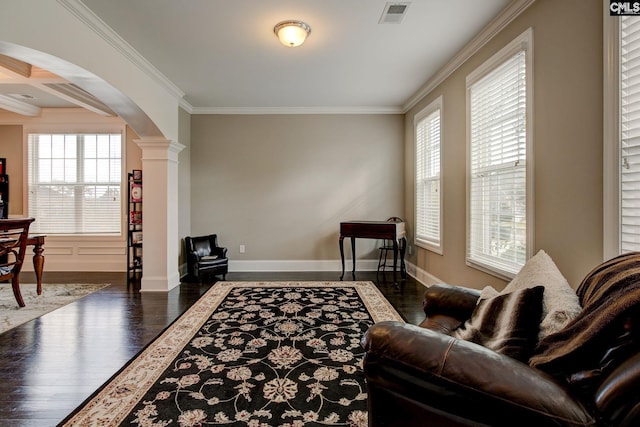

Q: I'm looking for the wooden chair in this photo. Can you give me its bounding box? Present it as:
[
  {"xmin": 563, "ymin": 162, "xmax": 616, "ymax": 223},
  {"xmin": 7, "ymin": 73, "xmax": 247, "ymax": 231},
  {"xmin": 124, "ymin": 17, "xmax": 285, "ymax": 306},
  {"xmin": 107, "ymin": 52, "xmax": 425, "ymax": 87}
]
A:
[
  {"xmin": 377, "ymin": 217, "xmax": 404, "ymax": 275},
  {"xmin": 0, "ymin": 218, "xmax": 35, "ymax": 307}
]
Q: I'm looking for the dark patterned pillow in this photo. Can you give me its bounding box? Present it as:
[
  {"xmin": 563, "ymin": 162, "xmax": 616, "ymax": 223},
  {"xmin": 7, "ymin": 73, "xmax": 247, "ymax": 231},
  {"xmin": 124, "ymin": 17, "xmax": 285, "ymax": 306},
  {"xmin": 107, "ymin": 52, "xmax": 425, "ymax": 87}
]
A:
[{"xmin": 453, "ymin": 286, "xmax": 545, "ymax": 362}]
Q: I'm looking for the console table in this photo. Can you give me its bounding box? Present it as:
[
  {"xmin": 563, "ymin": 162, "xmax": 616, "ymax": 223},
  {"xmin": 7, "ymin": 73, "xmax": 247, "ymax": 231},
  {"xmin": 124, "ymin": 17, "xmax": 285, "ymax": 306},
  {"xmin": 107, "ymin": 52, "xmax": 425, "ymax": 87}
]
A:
[{"xmin": 339, "ymin": 220, "xmax": 406, "ymax": 281}]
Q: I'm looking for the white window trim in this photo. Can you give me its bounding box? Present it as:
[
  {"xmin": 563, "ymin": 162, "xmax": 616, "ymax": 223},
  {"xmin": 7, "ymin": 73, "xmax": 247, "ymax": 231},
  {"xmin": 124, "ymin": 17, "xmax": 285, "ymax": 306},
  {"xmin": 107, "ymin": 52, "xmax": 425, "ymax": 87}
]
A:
[
  {"xmin": 22, "ymin": 112, "xmax": 127, "ymax": 241},
  {"xmin": 603, "ymin": 1, "xmax": 622, "ymax": 260},
  {"xmin": 414, "ymin": 95, "xmax": 443, "ymax": 254},
  {"xmin": 465, "ymin": 27, "xmax": 535, "ymax": 280}
]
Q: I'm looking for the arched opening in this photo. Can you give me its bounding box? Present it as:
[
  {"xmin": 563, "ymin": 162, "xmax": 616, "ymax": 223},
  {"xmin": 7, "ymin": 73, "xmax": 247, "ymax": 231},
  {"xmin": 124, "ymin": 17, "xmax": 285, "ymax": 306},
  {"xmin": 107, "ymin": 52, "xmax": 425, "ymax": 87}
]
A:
[{"xmin": 0, "ymin": 42, "xmax": 162, "ymax": 138}]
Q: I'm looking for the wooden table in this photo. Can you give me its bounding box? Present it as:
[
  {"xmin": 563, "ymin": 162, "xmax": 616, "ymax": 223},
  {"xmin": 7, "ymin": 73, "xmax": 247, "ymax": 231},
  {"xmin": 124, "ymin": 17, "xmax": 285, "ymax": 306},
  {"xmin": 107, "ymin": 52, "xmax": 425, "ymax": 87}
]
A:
[
  {"xmin": 339, "ymin": 220, "xmax": 406, "ymax": 282},
  {"xmin": 26, "ymin": 234, "xmax": 46, "ymax": 295}
]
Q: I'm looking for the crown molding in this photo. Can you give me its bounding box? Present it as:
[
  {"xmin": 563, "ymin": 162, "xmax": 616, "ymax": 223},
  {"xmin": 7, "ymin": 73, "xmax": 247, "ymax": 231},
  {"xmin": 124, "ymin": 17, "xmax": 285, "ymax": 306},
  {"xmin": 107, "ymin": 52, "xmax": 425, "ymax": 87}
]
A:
[
  {"xmin": 191, "ymin": 105, "xmax": 405, "ymax": 115},
  {"xmin": 57, "ymin": 0, "xmax": 186, "ymax": 103},
  {"xmin": 402, "ymin": 0, "xmax": 536, "ymax": 112}
]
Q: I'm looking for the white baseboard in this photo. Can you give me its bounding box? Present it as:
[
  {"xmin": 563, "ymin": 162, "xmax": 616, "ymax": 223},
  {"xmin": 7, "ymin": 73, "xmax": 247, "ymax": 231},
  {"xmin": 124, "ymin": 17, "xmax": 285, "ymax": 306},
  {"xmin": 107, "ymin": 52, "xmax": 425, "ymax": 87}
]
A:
[
  {"xmin": 33, "ymin": 258, "xmax": 444, "ymax": 291},
  {"xmin": 405, "ymin": 261, "xmax": 443, "ymax": 288},
  {"xmin": 140, "ymin": 273, "xmax": 181, "ymax": 292}
]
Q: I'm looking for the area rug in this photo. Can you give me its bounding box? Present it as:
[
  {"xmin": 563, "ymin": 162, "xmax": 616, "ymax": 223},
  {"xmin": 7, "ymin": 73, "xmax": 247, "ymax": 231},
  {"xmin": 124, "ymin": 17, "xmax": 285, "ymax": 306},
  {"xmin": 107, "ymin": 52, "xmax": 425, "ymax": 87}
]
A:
[
  {"xmin": 0, "ymin": 283, "xmax": 109, "ymax": 334},
  {"xmin": 61, "ymin": 281, "xmax": 403, "ymax": 426}
]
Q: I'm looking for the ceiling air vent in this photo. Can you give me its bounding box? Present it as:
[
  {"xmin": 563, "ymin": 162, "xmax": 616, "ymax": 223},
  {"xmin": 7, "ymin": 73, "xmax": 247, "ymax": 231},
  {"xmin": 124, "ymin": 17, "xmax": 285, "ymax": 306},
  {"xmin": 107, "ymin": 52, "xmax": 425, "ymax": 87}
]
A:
[{"xmin": 379, "ymin": 2, "xmax": 410, "ymax": 24}]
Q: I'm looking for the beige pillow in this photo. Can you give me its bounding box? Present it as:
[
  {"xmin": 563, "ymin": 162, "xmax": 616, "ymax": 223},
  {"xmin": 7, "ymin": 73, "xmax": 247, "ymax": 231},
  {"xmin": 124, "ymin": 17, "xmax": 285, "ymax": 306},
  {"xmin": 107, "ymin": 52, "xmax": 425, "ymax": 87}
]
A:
[
  {"xmin": 479, "ymin": 285, "xmax": 499, "ymax": 301},
  {"xmin": 502, "ymin": 250, "xmax": 581, "ymax": 340}
]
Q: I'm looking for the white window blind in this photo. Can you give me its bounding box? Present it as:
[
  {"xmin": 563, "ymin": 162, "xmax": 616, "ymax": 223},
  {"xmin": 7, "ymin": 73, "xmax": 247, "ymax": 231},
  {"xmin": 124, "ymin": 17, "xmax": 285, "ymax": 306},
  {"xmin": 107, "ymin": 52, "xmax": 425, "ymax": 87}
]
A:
[
  {"xmin": 467, "ymin": 33, "xmax": 530, "ymax": 278},
  {"xmin": 415, "ymin": 97, "xmax": 442, "ymax": 252},
  {"xmin": 27, "ymin": 133, "xmax": 122, "ymax": 235},
  {"xmin": 620, "ymin": 16, "xmax": 640, "ymax": 252}
]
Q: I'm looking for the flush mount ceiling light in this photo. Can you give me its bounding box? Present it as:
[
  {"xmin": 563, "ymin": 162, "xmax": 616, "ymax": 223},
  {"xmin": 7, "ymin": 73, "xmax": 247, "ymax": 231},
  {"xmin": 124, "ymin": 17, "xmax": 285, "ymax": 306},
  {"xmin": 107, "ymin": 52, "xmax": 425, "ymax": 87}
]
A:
[{"xmin": 274, "ymin": 20, "xmax": 311, "ymax": 47}]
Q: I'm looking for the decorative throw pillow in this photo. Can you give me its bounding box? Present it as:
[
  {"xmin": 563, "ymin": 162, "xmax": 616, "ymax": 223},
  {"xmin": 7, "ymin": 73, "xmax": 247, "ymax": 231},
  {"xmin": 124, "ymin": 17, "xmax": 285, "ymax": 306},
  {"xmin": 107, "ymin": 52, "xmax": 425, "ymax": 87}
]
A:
[
  {"xmin": 453, "ymin": 286, "xmax": 545, "ymax": 362},
  {"xmin": 501, "ymin": 250, "xmax": 581, "ymax": 340},
  {"xmin": 478, "ymin": 285, "xmax": 499, "ymax": 301}
]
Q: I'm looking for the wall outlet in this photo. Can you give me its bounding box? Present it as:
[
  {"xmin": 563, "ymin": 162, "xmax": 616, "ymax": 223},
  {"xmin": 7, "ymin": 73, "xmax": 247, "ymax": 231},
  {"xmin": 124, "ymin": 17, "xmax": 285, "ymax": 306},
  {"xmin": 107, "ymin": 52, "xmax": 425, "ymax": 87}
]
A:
[{"xmin": 239, "ymin": 244, "xmax": 245, "ymax": 254}]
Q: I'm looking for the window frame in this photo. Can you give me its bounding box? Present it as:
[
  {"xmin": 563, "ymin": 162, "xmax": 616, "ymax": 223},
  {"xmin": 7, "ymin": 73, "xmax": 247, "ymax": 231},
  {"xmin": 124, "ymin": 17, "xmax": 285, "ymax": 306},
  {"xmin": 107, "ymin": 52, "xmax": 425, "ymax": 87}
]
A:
[
  {"xmin": 603, "ymin": 6, "xmax": 640, "ymax": 259},
  {"xmin": 414, "ymin": 95, "xmax": 443, "ymax": 254},
  {"xmin": 24, "ymin": 124, "xmax": 126, "ymax": 238},
  {"xmin": 465, "ymin": 28, "xmax": 534, "ymax": 280}
]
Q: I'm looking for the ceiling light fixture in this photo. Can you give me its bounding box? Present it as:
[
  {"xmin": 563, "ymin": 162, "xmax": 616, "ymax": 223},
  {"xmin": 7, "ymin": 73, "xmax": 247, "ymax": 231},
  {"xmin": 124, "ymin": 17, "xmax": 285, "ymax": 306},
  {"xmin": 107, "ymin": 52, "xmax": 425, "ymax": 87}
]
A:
[{"xmin": 274, "ymin": 20, "xmax": 311, "ymax": 48}]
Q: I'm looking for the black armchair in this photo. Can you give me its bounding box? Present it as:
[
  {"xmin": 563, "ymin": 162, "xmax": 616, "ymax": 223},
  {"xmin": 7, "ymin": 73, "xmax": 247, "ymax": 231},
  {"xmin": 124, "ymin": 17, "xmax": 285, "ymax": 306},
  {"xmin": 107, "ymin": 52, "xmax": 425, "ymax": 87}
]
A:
[{"xmin": 185, "ymin": 234, "xmax": 228, "ymax": 281}]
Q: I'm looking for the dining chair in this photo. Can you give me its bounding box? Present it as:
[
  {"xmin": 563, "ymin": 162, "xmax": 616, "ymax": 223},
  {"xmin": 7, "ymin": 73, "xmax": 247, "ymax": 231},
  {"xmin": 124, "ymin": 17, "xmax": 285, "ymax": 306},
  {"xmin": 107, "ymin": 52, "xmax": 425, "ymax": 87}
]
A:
[{"xmin": 0, "ymin": 218, "xmax": 35, "ymax": 307}]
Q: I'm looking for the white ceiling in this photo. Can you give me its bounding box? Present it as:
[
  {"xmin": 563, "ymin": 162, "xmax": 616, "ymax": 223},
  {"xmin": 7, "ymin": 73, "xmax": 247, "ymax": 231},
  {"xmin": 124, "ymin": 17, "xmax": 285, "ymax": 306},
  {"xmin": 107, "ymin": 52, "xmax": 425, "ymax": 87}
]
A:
[{"xmin": 0, "ymin": 0, "xmax": 512, "ymax": 116}]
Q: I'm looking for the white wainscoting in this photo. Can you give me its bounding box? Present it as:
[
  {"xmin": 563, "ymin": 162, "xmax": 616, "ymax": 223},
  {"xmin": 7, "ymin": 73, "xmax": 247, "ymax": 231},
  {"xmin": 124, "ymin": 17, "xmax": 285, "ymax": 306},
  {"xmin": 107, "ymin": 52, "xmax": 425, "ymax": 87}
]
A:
[{"xmin": 21, "ymin": 238, "xmax": 126, "ymax": 272}]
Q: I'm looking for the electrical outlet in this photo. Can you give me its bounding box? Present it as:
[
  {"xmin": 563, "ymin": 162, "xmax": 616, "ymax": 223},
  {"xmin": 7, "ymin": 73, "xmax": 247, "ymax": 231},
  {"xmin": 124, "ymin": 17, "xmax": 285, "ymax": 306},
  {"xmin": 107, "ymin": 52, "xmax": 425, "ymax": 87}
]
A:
[{"xmin": 239, "ymin": 245, "xmax": 245, "ymax": 254}]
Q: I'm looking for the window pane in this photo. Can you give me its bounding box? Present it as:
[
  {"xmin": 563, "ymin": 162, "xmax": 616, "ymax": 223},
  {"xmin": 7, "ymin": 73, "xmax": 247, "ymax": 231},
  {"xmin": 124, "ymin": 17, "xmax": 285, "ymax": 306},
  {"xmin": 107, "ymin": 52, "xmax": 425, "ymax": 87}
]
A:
[
  {"xmin": 85, "ymin": 135, "xmax": 97, "ymax": 159},
  {"xmin": 97, "ymin": 135, "xmax": 110, "ymax": 158},
  {"xmin": 85, "ymin": 159, "xmax": 97, "ymax": 183},
  {"xmin": 38, "ymin": 135, "xmax": 51, "ymax": 158}
]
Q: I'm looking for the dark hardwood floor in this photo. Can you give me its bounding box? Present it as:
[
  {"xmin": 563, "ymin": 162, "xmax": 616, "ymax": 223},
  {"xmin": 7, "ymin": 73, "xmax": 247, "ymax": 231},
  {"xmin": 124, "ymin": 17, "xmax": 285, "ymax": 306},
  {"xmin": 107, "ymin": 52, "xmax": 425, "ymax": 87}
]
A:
[{"xmin": 0, "ymin": 271, "xmax": 426, "ymax": 426}]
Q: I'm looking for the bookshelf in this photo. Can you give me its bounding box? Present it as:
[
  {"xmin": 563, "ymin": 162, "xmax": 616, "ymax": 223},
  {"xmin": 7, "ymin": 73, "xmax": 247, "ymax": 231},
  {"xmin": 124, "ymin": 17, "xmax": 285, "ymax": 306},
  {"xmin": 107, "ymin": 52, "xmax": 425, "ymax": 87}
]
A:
[{"xmin": 127, "ymin": 170, "xmax": 143, "ymax": 279}]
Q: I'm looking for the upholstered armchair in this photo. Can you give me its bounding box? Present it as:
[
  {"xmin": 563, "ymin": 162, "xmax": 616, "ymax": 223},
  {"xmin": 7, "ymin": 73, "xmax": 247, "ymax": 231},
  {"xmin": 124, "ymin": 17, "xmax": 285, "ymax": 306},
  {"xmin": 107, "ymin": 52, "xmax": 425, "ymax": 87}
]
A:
[
  {"xmin": 185, "ymin": 234, "xmax": 228, "ymax": 281},
  {"xmin": 361, "ymin": 251, "xmax": 640, "ymax": 427},
  {"xmin": 0, "ymin": 218, "xmax": 35, "ymax": 307}
]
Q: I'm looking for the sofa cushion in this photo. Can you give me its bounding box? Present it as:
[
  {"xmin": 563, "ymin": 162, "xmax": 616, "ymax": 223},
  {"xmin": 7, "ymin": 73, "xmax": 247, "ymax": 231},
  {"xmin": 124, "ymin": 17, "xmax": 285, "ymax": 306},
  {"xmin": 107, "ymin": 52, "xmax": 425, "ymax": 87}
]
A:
[
  {"xmin": 454, "ymin": 285, "xmax": 545, "ymax": 362},
  {"xmin": 502, "ymin": 250, "xmax": 582, "ymax": 340}
]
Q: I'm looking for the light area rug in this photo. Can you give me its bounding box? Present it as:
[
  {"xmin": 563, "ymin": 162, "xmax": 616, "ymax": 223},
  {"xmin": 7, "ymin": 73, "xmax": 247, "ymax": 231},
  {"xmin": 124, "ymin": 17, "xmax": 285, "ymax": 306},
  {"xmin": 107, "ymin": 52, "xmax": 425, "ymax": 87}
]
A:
[
  {"xmin": 0, "ymin": 282, "xmax": 109, "ymax": 334},
  {"xmin": 61, "ymin": 281, "xmax": 403, "ymax": 427}
]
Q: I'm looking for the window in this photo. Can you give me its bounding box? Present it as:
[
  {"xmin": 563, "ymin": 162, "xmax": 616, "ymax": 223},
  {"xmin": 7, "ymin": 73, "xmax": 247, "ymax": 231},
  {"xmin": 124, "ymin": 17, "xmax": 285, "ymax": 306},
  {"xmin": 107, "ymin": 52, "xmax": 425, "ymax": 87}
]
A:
[
  {"xmin": 415, "ymin": 96, "xmax": 442, "ymax": 253},
  {"xmin": 604, "ymin": 15, "xmax": 640, "ymax": 258},
  {"xmin": 27, "ymin": 133, "xmax": 122, "ymax": 235},
  {"xmin": 466, "ymin": 29, "xmax": 533, "ymax": 278},
  {"xmin": 620, "ymin": 16, "xmax": 640, "ymax": 253}
]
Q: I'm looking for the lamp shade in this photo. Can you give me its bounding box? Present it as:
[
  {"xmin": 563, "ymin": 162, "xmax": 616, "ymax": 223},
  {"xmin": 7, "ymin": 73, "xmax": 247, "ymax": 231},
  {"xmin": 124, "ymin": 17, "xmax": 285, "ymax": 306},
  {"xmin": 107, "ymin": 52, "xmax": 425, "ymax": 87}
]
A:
[{"xmin": 274, "ymin": 20, "xmax": 311, "ymax": 47}]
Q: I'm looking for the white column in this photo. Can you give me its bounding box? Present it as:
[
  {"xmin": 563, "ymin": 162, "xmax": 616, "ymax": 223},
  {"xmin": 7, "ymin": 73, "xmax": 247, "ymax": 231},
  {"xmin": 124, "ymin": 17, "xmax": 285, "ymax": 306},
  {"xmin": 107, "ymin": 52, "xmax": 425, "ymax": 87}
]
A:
[{"xmin": 135, "ymin": 137, "xmax": 185, "ymax": 292}]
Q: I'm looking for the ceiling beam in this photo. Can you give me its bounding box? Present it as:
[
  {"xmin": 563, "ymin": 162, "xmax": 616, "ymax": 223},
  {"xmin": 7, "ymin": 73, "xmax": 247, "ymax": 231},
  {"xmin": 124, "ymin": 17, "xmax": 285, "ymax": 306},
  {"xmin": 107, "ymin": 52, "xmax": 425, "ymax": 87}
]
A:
[
  {"xmin": 0, "ymin": 94, "xmax": 40, "ymax": 116},
  {"xmin": 0, "ymin": 54, "xmax": 32, "ymax": 79},
  {"xmin": 40, "ymin": 83, "xmax": 116, "ymax": 116}
]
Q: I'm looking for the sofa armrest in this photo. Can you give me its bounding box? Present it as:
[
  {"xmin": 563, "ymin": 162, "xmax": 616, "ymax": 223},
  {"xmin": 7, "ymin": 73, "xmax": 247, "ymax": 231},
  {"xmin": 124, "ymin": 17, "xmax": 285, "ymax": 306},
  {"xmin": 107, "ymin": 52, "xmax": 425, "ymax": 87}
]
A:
[
  {"xmin": 422, "ymin": 283, "xmax": 480, "ymax": 317},
  {"xmin": 417, "ymin": 284, "xmax": 481, "ymax": 333},
  {"xmin": 361, "ymin": 321, "xmax": 594, "ymax": 426},
  {"xmin": 595, "ymin": 352, "xmax": 640, "ymax": 426},
  {"xmin": 212, "ymin": 246, "xmax": 228, "ymax": 258}
]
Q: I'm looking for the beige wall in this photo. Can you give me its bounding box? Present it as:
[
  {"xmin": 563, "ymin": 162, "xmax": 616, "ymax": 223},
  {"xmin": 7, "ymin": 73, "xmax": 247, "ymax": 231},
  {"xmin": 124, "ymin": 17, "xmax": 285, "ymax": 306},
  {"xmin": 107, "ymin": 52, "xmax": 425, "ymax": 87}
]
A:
[
  {"xmin": 0, "ymin": 124, "xmax": 23, "ymax": 216},
  {"xmin": 191, "ymin": 114, "xmax": 404, "ymax": 266},
  {"xmin": 405, "ymin": 0, "xmax": 603, "ymax": 289}
]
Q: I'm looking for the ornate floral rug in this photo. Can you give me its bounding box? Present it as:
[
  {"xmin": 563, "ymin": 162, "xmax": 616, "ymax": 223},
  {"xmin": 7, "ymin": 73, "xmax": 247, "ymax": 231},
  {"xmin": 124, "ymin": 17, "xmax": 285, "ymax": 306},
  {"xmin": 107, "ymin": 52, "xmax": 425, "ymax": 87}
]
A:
[
  {"xmin": 0, "ymin": 283, "xmax": 109, "ymax": 334},
  {"xmin": 61, "ymin": 281, "xmax": 403, "ymax": 426}
]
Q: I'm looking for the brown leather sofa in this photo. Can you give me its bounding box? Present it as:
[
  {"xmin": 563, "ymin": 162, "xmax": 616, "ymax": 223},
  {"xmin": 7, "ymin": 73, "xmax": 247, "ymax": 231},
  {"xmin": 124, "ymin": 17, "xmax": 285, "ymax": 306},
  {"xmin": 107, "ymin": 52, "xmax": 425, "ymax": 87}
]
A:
[{"xmin": 361, "ymin": 253, "xmax": 640, "ymax": 427}]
